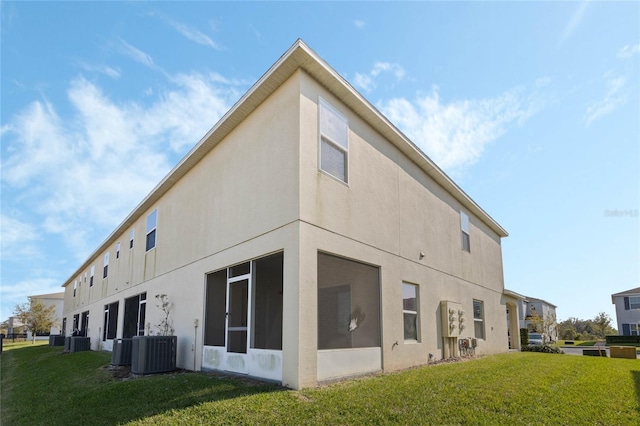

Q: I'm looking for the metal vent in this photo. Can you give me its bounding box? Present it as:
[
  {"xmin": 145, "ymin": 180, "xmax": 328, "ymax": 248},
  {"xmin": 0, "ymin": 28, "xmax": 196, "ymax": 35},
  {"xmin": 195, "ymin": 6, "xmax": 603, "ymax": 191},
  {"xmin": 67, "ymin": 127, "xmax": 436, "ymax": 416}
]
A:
[
  {"xmin": 70, "ymin": 337, "xmax": 91, "ymax": 352},
  {"xmin": 111, "ymin": 338, "xmax": 133, "ymax": 366},
  {"xmin": 131, "ymin": 336, "xmax": 177, "ymax": 375}
]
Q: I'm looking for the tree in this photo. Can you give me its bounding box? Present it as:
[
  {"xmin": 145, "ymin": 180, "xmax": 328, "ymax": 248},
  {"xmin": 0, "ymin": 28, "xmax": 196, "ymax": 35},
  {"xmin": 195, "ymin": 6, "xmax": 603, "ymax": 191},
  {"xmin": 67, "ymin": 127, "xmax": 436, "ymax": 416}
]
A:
[
  {"xmin": 528, "ymin": 309, "xmax": 543, "ymax": 333},
  {"xmin": 13, "ymin": 298, "xmax": 57, "ymax": 344},
  {"xmin": 592, "ymin": 312, "xmax": 615, "ymax": 340}
]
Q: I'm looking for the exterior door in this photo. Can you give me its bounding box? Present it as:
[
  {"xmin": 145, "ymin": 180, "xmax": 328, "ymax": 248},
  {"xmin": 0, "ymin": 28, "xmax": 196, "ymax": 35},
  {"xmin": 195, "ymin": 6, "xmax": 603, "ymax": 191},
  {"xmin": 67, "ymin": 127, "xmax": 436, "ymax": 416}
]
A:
[{"xmin": 224, "ymin": 268, "xmax": 251, "ymax": 374}]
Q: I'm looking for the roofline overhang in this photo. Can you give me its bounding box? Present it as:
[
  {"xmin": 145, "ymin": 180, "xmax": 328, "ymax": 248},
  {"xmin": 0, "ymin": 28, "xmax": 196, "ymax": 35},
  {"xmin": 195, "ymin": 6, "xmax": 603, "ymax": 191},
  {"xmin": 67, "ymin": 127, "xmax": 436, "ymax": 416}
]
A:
[{"xmin": 62, "ymin": 39, "xmax": 508, "ymax": 288}]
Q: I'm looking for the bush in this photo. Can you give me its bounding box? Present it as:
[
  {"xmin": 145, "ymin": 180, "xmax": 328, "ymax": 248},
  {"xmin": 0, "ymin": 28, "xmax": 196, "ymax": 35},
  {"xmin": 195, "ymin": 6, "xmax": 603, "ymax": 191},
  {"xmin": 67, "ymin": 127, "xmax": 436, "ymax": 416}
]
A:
[
  {"xmin": 520, "ymin": 328, "xmax": 529, "ymax": 346},
  {"xmin": 606, "ymin": 335, "xmax": 640, "ymax": 344},
  {"xmin": 521, "ymin": 344, "xmax": 564, "ymax": 354}
]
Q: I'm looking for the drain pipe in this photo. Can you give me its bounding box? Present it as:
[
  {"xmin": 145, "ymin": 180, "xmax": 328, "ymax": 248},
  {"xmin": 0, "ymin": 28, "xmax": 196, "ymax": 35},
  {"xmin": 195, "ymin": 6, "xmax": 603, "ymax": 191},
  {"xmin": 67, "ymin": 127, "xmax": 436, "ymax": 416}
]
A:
[{"xmin": 193, "ymin": 319, "xmax": 199, "ymax": 371}]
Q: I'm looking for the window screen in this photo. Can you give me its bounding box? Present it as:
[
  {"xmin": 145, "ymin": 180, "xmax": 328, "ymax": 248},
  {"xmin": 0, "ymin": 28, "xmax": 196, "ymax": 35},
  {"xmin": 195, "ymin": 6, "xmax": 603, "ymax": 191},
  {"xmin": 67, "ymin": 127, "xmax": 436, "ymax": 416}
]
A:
[{"xmin": 318, "ymin": 252, "xmax": 380, "ymax": 350}]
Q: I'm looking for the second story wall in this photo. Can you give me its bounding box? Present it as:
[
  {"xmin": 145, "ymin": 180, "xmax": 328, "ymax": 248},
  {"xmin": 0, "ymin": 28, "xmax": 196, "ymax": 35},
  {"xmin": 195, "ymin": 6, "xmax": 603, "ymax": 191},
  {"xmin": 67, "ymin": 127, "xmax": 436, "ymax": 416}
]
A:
[{"xmin": 298, "ymin": 71, "xmax": 504, "ymax": 292}]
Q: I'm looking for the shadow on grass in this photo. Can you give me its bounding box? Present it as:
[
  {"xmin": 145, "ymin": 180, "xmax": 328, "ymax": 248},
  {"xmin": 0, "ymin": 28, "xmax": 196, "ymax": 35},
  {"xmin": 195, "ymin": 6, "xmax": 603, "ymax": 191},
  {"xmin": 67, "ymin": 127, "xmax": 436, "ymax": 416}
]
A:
[{"xmin": 1, "ymin": 345, "xmax": 286, "ymax": 426}]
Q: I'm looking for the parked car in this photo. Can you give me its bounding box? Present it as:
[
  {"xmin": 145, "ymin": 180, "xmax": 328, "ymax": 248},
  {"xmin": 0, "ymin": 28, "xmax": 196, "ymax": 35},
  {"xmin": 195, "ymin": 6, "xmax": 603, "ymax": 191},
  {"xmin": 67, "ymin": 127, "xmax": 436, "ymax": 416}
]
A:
[{"xmin": 529, "ymin": 333, "xmax": 544, "ymax": 345}]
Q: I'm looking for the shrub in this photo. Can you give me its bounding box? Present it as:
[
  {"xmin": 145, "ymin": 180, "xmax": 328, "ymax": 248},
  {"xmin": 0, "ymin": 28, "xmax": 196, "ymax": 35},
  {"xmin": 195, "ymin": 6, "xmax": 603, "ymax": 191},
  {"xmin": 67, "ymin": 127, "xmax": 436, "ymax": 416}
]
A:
[
  {"xmin": 606, "ymin": 335, "xmax": 640, "ymax": 345},
  {"xmin": 521, "ymin": 344, "xmax": 564, "ymax": 354},
  {"xmin": 520, "ymin": 328, "xmax": 529, "ymax": 346}
]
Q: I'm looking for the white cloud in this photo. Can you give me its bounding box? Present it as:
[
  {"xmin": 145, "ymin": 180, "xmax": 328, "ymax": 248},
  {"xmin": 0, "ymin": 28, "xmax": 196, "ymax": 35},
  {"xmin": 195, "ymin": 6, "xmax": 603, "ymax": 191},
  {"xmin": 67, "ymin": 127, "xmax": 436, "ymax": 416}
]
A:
[
  {"xmin": 78, "ymin": 62, "xmax": 121, "ymax": 79},
  {"xmin": 379, "ymin": 85, "xmax": 537, "ymax": 172},
  {"xmin": 354, "ymin": 19, "xmax": 365, "ymax": 29},
  {"xmin": 118, "ymin": 39, "xmax": 155, "ymax": 68},
  {"xmin": 353, "ymin": 62, "xmax": 405, "ymax": 93},
  {"xmin": 169, "ymin": 20, "xmax": 221, "ymax": 50},
  {"xmin": 557, "ymin": 1, "xmax": 589, "ymax": 47},
  {"xmin": 0, "ymin": 214, "xmax": 41, "ymax": 262},
  {"xmin": 618, "ymin": 44, "xmax": 640, "ymax": 59},
  {"xmin": 585, "ymin": 74, "xmax": 627, "ymax": 125},
  {"xmin": 1, "ymin": 73, "xmax": 241, "ymax": 260}
]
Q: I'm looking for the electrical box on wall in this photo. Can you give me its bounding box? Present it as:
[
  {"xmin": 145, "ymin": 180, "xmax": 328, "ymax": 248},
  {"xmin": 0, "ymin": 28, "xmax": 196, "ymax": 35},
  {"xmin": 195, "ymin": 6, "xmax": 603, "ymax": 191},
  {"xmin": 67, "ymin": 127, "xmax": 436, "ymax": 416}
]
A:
[{"xmin": 440, "ymin": 301, "xmax": 465, "ymax": 338}]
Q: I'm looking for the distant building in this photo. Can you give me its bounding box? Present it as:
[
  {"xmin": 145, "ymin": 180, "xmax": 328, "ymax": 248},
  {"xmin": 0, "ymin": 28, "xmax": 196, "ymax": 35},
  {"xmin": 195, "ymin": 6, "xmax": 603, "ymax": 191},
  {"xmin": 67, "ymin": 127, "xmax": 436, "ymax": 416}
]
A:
[
  {"xmin": 9, "ymin": 292, "xmax": 64, "ymax": 339},
  {"xmin": 611, "ymin": 287, "xmax": 640, "ymax": 335},
  {"xmin": 503, "ymin": 290, "xmax": 557, "ymax": 345}
]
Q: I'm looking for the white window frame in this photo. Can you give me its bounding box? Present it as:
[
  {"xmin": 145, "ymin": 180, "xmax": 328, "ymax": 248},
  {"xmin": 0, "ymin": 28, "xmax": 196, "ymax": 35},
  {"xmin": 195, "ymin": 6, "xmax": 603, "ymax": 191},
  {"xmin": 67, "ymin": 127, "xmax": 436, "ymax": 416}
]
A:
[
  {"xmin": 90, "ymin": 265, "xmax": 95, "ymax": 287},
  {"xmin": 116, "ymin": 242, "xmax": 121, "ymax": 259},
  {"xmin": 473, "ymin": 299, "xmax": 485, "ymax": 339},
  {"xmin": 630, "ymin": 324, "xmax": 639, "ymax": 336},
  {"xmin": 402, "ymin": 282, "xmax": 419, "ymax": 342},
  {"xmin": 146, "ymin": 209, "xmax": 158, "ymax": 252},
  {"xmin": 461, "ymin": 211, "xmax": 470, "ymax": 252},
  {"xmin": 129, "ymin": 229, "xmax": 135, "ymax": 249},
  {"xmin": 103, "ymin": 252, "xmax": 109, "ymax": 279},
  {"xmin": 630, "ymin": 296, "xmax": 640, "ymax": 310},
  {"xmin": 73, "ymin": 280, "xmax": 77, "ymax": 297},
  {"xmin": 318, "ymin": 97, "xmax": 349, "ymax": 183}
]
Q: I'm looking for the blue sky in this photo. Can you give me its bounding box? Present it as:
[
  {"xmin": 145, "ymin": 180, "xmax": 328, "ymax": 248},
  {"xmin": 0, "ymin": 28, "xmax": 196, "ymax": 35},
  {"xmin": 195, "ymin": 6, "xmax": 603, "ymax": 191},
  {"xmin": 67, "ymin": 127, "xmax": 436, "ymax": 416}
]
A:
[{"xmin": 1, "ymin": 2, "xmax": 638, "ymax": 325}]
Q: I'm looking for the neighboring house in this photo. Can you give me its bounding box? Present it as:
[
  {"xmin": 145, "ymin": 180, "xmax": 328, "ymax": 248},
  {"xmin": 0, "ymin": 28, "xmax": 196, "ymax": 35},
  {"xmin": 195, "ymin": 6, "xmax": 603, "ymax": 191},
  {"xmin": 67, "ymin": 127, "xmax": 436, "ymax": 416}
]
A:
[
  {"xmin": 612, "ymin": 287, "xmax": 640, "ymax": 335},
  {"xmin": 8, "ymin": 292, "xmax": 64, "ymax": 339},
  {"xmin": 61, "ymin": 40, "xmax": 510, "ymax": 389},
  {"xmin": 503, "ymin": 290, "xmax": 557, "ymax": 345}
]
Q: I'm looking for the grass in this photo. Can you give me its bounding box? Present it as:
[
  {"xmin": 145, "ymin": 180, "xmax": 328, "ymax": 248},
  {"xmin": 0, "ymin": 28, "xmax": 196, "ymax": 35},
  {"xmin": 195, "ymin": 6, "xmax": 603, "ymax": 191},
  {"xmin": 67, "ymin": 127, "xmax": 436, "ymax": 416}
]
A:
[{"xmin": 1, "ymin": 345, "xmax": 639, "ymax": 425}]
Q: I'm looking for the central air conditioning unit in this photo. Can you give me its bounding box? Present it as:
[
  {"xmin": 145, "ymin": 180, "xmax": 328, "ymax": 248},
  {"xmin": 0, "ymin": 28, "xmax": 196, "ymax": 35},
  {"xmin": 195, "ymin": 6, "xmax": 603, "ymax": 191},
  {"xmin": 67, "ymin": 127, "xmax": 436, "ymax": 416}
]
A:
[
  {"xmin": 70, "ymin": 337, "xmax": 91, "ymax": 352},
  {"xmin": 131, "ymin": 336, "xmax": 177, "ymax": 375},
  {"xmin": 49, "ymin": 335, "xmax": 65, "ymax": 346},
  {"xmin": 111, "ymin": 338, "xmax": 133, "ymax": 366},
  {"xmin": 64, "ymin": 336, "xmax": 72, "ymax": 352}
]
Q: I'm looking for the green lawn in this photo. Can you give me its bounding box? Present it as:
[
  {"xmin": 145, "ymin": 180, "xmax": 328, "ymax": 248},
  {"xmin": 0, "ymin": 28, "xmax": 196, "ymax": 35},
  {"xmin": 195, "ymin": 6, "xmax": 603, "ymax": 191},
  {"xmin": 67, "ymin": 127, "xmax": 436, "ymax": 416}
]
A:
[{"xmin": 1, "ymin": 345, "xmax": 639, "ymax": 425}]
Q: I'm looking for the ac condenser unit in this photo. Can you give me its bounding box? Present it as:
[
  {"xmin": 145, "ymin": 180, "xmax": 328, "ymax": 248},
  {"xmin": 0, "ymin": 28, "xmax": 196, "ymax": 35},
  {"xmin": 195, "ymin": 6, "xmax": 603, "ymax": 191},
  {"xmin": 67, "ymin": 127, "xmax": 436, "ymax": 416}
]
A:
[
  {"xmin": 111, "ymin": 338, "xmax": 133, "ymax": 366},
  {"xmin": 131, "ymin": 336, "xmax": 177, "ymax": 375}
]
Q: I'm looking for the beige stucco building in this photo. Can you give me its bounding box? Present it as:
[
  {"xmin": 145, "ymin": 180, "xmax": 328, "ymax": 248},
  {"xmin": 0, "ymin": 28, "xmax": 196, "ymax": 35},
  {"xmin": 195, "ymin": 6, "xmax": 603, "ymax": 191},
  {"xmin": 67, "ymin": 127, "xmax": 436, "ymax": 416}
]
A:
[{"xmin": 61, "ymin": 40, "xmax": 509, "ymax": 389}]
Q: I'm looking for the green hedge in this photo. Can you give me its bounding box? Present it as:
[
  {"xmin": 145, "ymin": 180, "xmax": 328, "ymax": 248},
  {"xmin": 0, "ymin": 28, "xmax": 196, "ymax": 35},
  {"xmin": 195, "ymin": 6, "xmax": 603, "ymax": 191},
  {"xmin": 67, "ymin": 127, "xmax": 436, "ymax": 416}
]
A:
[
  {"xmin": 521, "ymin": 344, "xmax": 564, "ymax": 354},
  {"xmin": 520, "ymin": 328, "xmax": 529, "ymax": 346},
  {"xmin": 606, "ymin": 335, "xmax": 640, "ymax": 344}
]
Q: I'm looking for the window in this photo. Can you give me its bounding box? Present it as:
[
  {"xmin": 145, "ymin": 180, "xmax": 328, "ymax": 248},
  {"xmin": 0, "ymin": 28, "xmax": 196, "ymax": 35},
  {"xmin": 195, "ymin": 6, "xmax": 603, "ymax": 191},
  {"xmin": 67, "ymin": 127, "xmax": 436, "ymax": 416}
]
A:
[
  {"xmin": 318, "ymin": 252, "xmax": 380, "ymax": 350},
  {"xmin": 319, "ymin": 98, "xmax": 348, "ymax": 183},
  {"xmin": 630, "ymin": 296, "xmax": 640, "ymax": 310},
  {"xmin": 62, "ymin": 318, "xmax": 67, "ymax": 336},
  {"xmin": 123, "ymin": 293, "xmax": 146, "ymax": 338},
  {"xmin": 73, "ymin": 280, "xmax": 77, "ymax": 297},
  {"xmin": 146, "ymin": 209, "xmax": 157, "ymax": 251},
  {"xmin": 72, "ymin": 314, "xmax": 79, "ymax": 332},
  {"xmin": 116, "ymin": 242, "xmax": 121, "ymax": 259},
  {"xmin": 90, "ymin": 266, "xmax": 95, "ymax": 287},
  {"xmin": 402, "ymin": 283, "xmax": 419, "ymax": 341},
  {"xmin": 473, "ymin": 300, "xmax": 485, "ymax": 339},
  {"xmin": 103, "ymin": 252, "xmax": 109, "ymax": 278},
  {"xmin": 103, "ymin": 302, "xmax": 119, "ymax": 341},
  {"xmin": 84, "ymin": 272, "xmax": 87, "ymax": 284},
  {"xmin": 80, "ymin": 311, "xmax": 89, "ymax": 337},
  {"xmin": 129, "ymin": 229, "xmax": 135, "ymax": 249},
  {"xmin": 461, "ymin": 211, "xmax": 470, "ymax": 252}
]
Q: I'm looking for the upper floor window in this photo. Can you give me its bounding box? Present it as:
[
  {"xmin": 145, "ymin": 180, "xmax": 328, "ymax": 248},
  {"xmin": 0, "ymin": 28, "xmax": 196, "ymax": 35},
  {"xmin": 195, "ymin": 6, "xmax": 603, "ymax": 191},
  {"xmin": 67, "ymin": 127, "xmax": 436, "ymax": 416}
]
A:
[
  {"xmin": 116, "ymin": 242, "xmax": 121, "ymax": 259},
  {"xmin": 90, "ymin": 266, "xmax": 95, "ymax": 287},
  {"xmin": 319, "ymin": 98, "xmax": 348, "ymax": 183},
  {"xmin": 129, "ymin": 229, "xmax": 135, "ymax": 249},
  {"xmin": 103, "ymin": 252, "xmax": 109, "ymax": 278},
  {"xmin": 460, "ymin": 211, "xmax": 470, "ymax": 252},
  {"xmin": 73, "ymin": 280, "xmax": 77, "ymax": 297},
  {"xmin": 146, "ymin": 209, "xmax": 157, "ymax": 251},
  {"xmin": 629, "ymin": 296, "xmax": 640, "ymax": 310}
]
